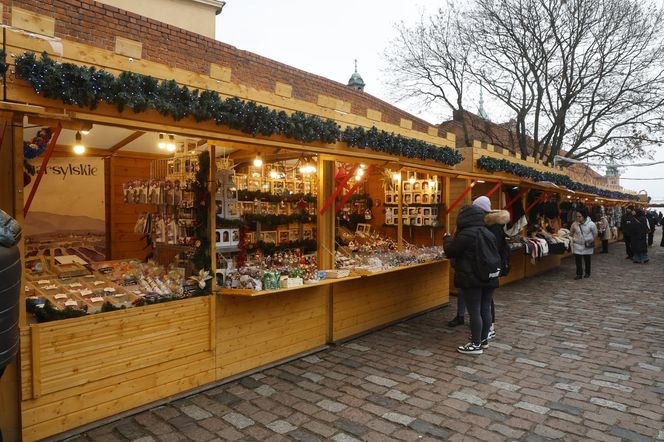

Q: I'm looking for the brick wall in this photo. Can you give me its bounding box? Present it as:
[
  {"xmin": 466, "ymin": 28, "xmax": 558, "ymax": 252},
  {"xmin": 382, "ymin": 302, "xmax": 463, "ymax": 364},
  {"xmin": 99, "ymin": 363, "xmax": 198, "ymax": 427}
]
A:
[{"xmin": 2, "ymin": 0, "xmax": 435, "ymax": 134}]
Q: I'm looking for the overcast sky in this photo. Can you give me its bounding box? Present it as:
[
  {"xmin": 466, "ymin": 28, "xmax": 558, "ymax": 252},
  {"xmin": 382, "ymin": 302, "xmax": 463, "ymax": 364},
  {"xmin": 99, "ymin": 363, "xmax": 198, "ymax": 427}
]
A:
[{"xmin": 216, "ymin": 0, "xmax": 664, "ymax": 201}]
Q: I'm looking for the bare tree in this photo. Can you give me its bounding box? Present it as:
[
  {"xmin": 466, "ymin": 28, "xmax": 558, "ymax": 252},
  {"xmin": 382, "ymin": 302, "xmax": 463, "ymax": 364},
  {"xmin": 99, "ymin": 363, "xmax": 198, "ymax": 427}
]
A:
[
  {"xmin": 383, "ymin": 2, "xmax": 475, "ymax": 146},
  {"xmin": 385, "ymin": 0, "xmax": 664, "ymax": 166}
]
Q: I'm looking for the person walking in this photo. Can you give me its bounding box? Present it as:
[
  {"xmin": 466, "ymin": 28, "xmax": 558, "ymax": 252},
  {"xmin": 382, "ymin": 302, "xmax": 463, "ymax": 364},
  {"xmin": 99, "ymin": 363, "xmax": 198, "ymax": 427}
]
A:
[
  {"xmin": 621, "ymin": 206, "xmax": 635, "ymax": 259},
  {"xmin": 444, "ymin": 204, "xmax": 501, "ymax": 355},
  {"xmin": 570, "ymin": 207, "xmax": 598, "ymax": 279},
  {"xmin": 631, "ymin": 208, "xmax": 649, "ymax": 263},
  {"xmin": 598, "ymin": 210, "xmax": 610, "ymax": 253},
  {"xmin": 646, "ymin": 210, "xmax": 657, "ymax": 246}
]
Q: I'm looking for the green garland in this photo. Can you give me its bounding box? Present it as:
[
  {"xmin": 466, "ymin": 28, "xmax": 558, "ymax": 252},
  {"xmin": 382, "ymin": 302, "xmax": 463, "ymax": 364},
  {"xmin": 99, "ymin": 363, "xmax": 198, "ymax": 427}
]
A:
[
  {"xmin": 476, "ymin": 156, "xmax": 638, "ymax": 201},
  {"xmin": 242, "ymin": 212, "xmax": 316, "ymax": 226},
  {"xmin": 26, "ymin": 298, "xmax": 88, "ymax": 322},
  {"xmin": 247, "ymin": 239, "xmax": 318, "ymax": 255},
  {"xmin": 15, "ymin": 52, "xmax": 463, "ymax": 167},
  {"xmin": 191, "ymin": 151, "xmax": 211, "ymax": 285},
  {"xmin": 237, "ymin": 190, "xmax": 316, "ymax": 203}
]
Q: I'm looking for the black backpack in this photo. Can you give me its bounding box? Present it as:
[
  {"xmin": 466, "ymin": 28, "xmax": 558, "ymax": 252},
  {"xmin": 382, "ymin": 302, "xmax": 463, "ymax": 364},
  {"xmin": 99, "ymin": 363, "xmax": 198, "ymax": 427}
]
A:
[{"xmin": 472, "ymin": 227, "xmax": 501, "ymax": 282}]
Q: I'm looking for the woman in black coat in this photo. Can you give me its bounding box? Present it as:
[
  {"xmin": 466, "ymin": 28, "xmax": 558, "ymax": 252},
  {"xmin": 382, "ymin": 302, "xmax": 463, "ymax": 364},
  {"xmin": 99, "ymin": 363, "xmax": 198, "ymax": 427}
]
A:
[
  {"xmin": 444, "ymin": 204, "xmax": 499, "ymax": 355},
  {"xmin": 630, "ymin": 208, "xmax": 649, "ymax": 263}
]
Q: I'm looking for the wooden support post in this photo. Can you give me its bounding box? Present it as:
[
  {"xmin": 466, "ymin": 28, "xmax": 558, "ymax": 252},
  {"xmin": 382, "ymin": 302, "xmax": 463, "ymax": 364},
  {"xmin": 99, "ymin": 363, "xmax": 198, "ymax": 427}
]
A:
[
  {"xmin": 0, "ymin": 113, "xmax": 20, "ymax": 442},
  {"xmin": 444, "ymin": 175, "xmax": 451, "ymax": 233},
  {"xmin": 208, "ymin": 144, "xmax": 217, "ymax": 353}
]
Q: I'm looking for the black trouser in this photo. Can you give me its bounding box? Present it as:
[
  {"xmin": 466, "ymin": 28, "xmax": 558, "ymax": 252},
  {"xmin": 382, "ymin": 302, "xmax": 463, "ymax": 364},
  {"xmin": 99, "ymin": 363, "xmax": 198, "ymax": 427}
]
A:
[
  {"xmin": 648, "ymin": 231, "xmax": 654, "ymax": 246},
  {"xmin": 602, "ymin": 239, "xmax": 609, "ymax": 253},
  {"xmin": 462, "ymin": 287, "xmax": 494, "ymax": 345},
  {"xmin": 624, "ymin": 235, "xmax": 632, "ymax": 257},
  {"xmin": 574, "ymin": 254, "xmax": 591, "ymax": 276}
]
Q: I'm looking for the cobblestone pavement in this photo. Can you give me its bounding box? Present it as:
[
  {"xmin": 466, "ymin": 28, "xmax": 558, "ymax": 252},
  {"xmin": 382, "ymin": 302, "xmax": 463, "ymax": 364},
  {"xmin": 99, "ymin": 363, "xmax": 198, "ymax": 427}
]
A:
[{"xmin": 69, "ymin": 233, "xmax": 664, "ymax": 442}]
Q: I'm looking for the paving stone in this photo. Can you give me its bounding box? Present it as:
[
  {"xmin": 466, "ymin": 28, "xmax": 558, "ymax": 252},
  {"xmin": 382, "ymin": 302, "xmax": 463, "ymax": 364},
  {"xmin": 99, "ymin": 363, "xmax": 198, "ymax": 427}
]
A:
[
  {"xmin": 407, "ymin": 372, "xmax": 435, "ymax": 384},
  {"xmin": 590, "ymin": 397, "xmax": 627, "ymax": 411},
  {"xmin": 301, "ymin": 372, "xmax": 323, "ymax": 383},
  {"xmin": 255, "ymin": 385, "xmax": 276, "ymax": 397},
  {"xmin": 382, "ymin": 412, "xmax": 416, "ymax": 426},
  {"xmin": 222, "ymin": 412, "xmax": 255, "ymax": 429},
  {"xmin": 408, "ymin": 349, "xmax": 433, "ymax": 357},
  {"xmin": 547, "ymin": 401, "xmax": 582, "ymax": 416},
  {"xmin": 334, "ymin": 418, "xmax": 369, "ymax": 437},
  {"xmin": 239, "ymin": 377, "xmax": 262, "ymax": 389},
  {"xmin": 490, "ymin": 380, "xmax": 520, "ymax": 392},
  {"xmin": 408, "ymin": 419, "xmax": 449, "ymax": 438},
  {"xmin": 637, "ymin": 362, "xmax": 662, "ymax": 372},
  {"xmin": 384, "ymin": 389, "xmax": 409, "ymax": 401},
  {"xmin": 130, "ymin": 437, "xmax": 155, "ymax": 442},
  {"xmin": 367, "ymin": 394, "xmax": 399, "ymax": 408},
  {"xmin": 455, "ymin": 365, "xmax": 477, "ymax": 374},
  {"xmin": 610, "ymin": 426, "xmax": 653, "ymax": 442},
  {"xmin": 266, "ymin": 420, "xmax": 298, "ymax": 434},
  {"xmin": 449, "ymin": 391, "xmax": 486, "ymax": 406},
  {"xmin": 344, "ymin": 343, "xmax": 370, "ymax": 352},
  {"xmin": 331, "ymin": 433, "xmax": 361, "ymax": 442},
  {"xmin": 364, "ymin": 375, "xmax": 397, "ymax": 388},
  {"xmin": 516, "ymin": 357, "xmax": 548, "ymax": 368},
  {"xmin": 514, "ymin": 402, "xmax": 550, "ymax": 414},
  {"xmin": 180, "ymin": 405, "xmax": 213, "ymax": 421},
  {"xmin": 467, "ymin": 405, "xmax": 506, "ymax": 421},
  {"xmin": 180, "ymin": 425, "xmax": 216, "ymax": 442},
  {"xmin": 302, "ymin": 355, "xmax": 322, "ymax": 364},
  {"xmin": 287, "ymin": 429, "xmax": 321, "ymax": 442},
  {"xmin": 367, "ymin": 418, "xmax": 397, "ymax": 435},
  {"xmin": 534, "ymin": 423, "xmax": 565, "ymax": 439},
  {"xmin": 316, "ymin": 399, "xmax": 347, "ymax": 412},
  {"xmin": 302, "ymin": 420, "xmax": 337, "ymax": 438},
  {"xmin": 167, "ymin": 415, "xmax": 196, "ymax": 430},
  {"xmin": 488, "ymin": 423, "xmax": 525, "ymax": 439},
  {"xmin": 213, "ymin": 392, "xmax": 242, "ymax": 406},
  {"xmin": 554, "ymin": 383, "xmax": 580, "ymax": 392}
]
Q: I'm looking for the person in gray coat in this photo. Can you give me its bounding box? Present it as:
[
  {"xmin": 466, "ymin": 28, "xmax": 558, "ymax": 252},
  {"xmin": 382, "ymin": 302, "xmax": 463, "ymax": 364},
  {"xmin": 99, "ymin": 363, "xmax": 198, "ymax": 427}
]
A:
[{"xmin": 570, "ymin": 206, "xmax": 598, "ymax": 279}]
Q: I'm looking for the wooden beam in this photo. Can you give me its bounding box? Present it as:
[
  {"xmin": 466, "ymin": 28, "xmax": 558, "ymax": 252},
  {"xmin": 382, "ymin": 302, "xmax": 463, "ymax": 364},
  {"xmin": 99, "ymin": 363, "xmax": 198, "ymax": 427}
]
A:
[
  {"xmin": 54, "ymin": 144, "xmax": 169, "ymax": 159},
  {"xmin": 108, "ymin": 131, "xmax": 146, "ymax": 153},
  {"xmin": 27, "ymin": 115, "xmax": 92, "ymax": 132}
]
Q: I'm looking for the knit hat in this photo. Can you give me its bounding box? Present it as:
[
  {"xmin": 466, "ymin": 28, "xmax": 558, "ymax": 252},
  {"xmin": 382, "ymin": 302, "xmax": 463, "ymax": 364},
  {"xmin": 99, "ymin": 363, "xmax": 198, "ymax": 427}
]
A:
[{"xmin": 472, "ymin": 196, "xmax": 491, "ymax": 212}]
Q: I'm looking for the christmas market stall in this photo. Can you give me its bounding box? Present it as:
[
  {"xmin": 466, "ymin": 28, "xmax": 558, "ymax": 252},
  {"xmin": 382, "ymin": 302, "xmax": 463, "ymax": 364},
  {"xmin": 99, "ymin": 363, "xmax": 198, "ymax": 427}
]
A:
[{"xmin": 0, "ymin": 4, "xmax": 462, "ymax": 439}]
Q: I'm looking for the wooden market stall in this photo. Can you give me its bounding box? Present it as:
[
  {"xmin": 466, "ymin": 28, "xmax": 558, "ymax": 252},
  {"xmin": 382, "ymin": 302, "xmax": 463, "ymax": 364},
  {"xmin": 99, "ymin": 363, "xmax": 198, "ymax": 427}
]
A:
[{"xmin": 0, "ymin": 2, "xmax": 644, "ymax": 441}]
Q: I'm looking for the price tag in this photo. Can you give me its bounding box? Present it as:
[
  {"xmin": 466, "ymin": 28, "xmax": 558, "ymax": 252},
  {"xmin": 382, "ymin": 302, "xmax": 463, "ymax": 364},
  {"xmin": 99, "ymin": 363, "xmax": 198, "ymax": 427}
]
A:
[
  {"xmin": 69, "ymin": 283, "xmax": 83, "ymax": 288},
  {"xmin": 54, "ymin": 293, "xmax": 68, "ymax": 300},
  {"xmin": 43, "ymin": 285, "xmax": 58, "ymax": 290},
  {"xmin": 37, "ymin": 280, "xmax": 50, "ymax": 285},
  {"xmin": 80, "ymin": 289, "xmax": 93, "ymax": 296},
  {"xmin": 64, "ymin": 300, "xmax": 78, "ymax": 307},
  {"xmin": 90, "ymin": 297, "xmax": 105, "ymax": 303},
  {"xmin": 104, "ymin": 287, "xmax": 116, "ymax": 293},
  {"xmin": 93, "ymin": 281, "xmax": 105, "ymax": 286}
]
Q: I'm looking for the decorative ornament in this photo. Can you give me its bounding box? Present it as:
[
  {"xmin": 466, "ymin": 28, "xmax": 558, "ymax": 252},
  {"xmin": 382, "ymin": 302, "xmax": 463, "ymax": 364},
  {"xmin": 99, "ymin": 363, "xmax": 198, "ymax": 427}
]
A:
[{"xmin": 189, "ymin": 269, "xmax": 212, "ymax": 290}]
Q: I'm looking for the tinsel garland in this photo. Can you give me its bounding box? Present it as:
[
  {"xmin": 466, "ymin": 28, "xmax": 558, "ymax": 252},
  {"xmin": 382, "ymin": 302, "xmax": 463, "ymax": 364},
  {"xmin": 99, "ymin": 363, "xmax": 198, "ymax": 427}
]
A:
[
  {"xmin": 14, "ymin": 52, "xmax": 463, "ymax": 167},
  {"xmin": 191, "ymin": 151, "xmax": 211, "ymax": 284},
  {"xmin": 476, "ymin": 156, "xmax": 639, "ymax": 201}
]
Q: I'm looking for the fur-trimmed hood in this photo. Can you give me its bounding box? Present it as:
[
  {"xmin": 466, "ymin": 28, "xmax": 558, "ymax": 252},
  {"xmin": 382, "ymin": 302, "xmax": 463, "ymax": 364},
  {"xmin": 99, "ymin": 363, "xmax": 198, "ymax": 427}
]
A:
[{"xmin": 485, "ymin": 210, "xmax": 510, "ymax": 226}]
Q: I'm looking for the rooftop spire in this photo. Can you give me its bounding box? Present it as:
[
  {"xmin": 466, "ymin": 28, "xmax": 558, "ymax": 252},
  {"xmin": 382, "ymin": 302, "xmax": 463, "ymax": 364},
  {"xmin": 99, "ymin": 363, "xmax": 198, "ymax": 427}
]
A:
[
  {"xmin": 478, "ymin": 86, "xmax": 489, "ymax": 121},
  {"xmin": 347, "ymin": 59, "xmax": 365, "ymax": 92}
]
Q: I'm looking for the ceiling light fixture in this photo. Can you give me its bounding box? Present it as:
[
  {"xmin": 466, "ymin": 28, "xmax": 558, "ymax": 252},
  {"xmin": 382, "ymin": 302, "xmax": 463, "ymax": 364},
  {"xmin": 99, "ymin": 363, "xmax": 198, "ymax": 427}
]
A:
[
  {"xmin": 392, "ymin": 171, "xmax": 401, "ymax": 181},
  {"xmin": 158, "ymin": 133, "xmax": 166, "ymax": 149},
  {"xmin": 72, "ymin": 131, "xmax": 85, "ymax": 155},
  {"xmin": 253, "ymin": 152, "xmax": 263, "ymax": 168}
]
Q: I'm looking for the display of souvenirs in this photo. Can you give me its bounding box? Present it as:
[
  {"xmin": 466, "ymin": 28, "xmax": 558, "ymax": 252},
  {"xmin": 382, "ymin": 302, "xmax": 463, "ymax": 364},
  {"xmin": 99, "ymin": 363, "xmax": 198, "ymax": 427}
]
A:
[
  {"xmin": 25, "ymin": 259, "xmax": 200, "ymax": 323},
  {"xmin": 384, "ymin": 173, "xmax": 442, "ymax": 227},
  {"xmin": 222, "ymin": 249, "xmax": 319, "ymax": 291}
]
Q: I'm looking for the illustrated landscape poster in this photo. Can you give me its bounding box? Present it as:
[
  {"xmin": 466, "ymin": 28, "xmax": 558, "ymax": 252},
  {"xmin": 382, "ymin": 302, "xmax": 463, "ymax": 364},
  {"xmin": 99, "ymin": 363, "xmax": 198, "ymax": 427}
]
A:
[{"xmin": 24, "ymin": 157, "xmax": 106, "ymax": 263}]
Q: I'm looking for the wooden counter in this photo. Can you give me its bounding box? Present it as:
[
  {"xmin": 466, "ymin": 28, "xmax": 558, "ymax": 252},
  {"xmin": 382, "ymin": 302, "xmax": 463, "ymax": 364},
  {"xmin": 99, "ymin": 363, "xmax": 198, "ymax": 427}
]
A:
[{"xmin": 524, "ymin": 253, "xmax": 561, "ymax": 277}]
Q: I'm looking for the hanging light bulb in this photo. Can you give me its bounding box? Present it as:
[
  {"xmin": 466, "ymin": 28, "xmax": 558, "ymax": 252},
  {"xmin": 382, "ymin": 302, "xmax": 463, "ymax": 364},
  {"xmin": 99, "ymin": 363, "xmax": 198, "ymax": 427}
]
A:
[
  {"xmin": 158, "ymin": 133, "xmax": 166, "ymax": 149},
  {"xmin": 166, "ymin": 134, "xmax": 176, "ymax": 152},
  {"xmin": 392, "ymin": 171, "xmax": 401, "ymax": 181},
  {"xmin": 408, "ymin": 173, "xmax": 417, "ymax": 184},
  {"xmin": 356, "ymin": 168, "xmax": 364, "ymax": 177},
  {"xmin": 299, "ymin": 158, "xmax": 316, "ymax": 174},
  {"xmin": 253, "ymin": 152, "xmax": 263, "ymax": 168},
  {"xmin": 80, "ymin": 129, "xmax": 90, "ymax": 135},
  {"xmin": 72, "ymin": 131, "xmax": 85, "ymax": 155},
  {"xmin": 269, "ymin": 169, "xmax": 280, "ymax": 179}
]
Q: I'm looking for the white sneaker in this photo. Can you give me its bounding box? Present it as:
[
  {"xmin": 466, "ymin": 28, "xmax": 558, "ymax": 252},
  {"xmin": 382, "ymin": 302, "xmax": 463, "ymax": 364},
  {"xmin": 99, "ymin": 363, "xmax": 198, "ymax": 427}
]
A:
[
  {"xmin": 457, "ymin": 342, "xmax": 483, "ymax": 355},
  {"xmin": 488, "ymin": 329, "xmax": 496, "ymax": 340}
]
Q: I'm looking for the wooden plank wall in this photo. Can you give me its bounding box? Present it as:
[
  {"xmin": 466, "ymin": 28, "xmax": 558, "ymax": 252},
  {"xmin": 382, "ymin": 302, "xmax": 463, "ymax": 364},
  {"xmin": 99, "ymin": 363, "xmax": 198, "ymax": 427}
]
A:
[
  {"xmin": 216, "ymin": 287, "xmax": 328, "ymax": 379},
  {"xmin": 448, "ymin": 178, "xmax": 472, "ymax": 233},
  {"xmin": 20, "ymin": 297, "xmax": 215, "ymax": 442},
  {"xmin": 524, "ymin": 254, "xmax": 561, "ymax": 278},
  {"xmin": 109, "ymin": 156, "xmax": 153, "ymax": 260},
  {"xmin": 332, "ymin": 261, "xmax": 449, "ymax": 342}
]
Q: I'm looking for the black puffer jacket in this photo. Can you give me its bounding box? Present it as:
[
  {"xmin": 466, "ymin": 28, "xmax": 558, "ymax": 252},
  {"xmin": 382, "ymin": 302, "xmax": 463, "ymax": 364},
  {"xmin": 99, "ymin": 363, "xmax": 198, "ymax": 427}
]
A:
[{"xmin": 444, "ymin": 205, "xmax": 500, "ymax": 289}]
